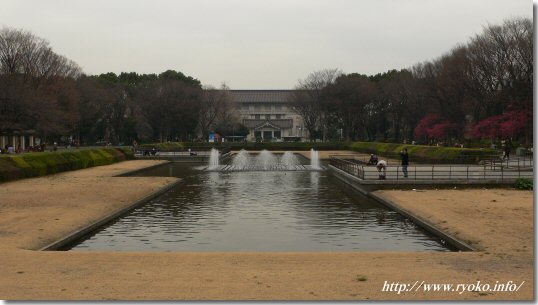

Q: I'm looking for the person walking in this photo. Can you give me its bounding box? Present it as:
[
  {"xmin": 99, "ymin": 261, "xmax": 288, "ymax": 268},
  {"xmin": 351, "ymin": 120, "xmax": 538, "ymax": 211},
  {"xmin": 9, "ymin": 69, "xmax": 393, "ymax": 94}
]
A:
[
  {"xmin": 400, "ymin": 148, "xmax": 409, "ymax": 178},
  {"xmin": 503, "ymin": 141, "xmax": 511, "ymax": 161}
]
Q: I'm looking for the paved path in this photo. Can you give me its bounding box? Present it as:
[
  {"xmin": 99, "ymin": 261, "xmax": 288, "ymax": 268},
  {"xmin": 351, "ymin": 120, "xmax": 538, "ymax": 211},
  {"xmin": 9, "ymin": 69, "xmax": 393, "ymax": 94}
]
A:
[{"xmin": 361, "ymin": 164, "xmax": 532, "ymax": 181}]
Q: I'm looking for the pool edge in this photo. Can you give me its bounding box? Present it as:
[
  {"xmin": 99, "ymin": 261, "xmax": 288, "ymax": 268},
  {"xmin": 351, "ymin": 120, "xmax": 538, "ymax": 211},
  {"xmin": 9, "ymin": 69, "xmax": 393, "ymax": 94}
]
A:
[
  {"xmin": 39, "ymin": 177, "xmax": 182, "ymax": 251},
  {"xmin": 329, "ymin": 165, "xmax": 475, "ymax": 252}
]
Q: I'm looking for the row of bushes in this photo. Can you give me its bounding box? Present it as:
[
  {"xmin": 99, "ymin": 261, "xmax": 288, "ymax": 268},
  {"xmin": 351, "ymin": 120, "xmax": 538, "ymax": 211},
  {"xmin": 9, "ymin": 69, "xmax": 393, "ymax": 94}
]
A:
[
  {"xmin": 463, "ymin": 139, "xmax": 529, "ymax": 149},
  {"xmin": 139, "ymin": 141, "xmax": 498, "ymax": 163},
  {"xmin": 138, "ymin": 142, "xmax": 185, "ymax": 151},
  {"xmin": 139, "ymin": 141, "xmax": 350, "ymax": 151},
  {"xmin": 349, "ymin": 142, "xmax": 499, "ymax": 163},
  {"xmin": 0, "ymin": 148, "xmax": 133, "ymax": 183}
]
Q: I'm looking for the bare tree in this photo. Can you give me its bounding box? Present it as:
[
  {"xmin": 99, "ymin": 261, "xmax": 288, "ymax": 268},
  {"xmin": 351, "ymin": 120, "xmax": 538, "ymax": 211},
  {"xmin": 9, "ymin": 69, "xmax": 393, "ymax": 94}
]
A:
[
  {"xmin": 290, "ymin": 89, "xmax": 318, "ymax": 141},
  {"xmin": 322, "ymin": 74, "xmax": 376, "ymax": 141},
  {"xmin": 0, "ymin": 26, "xmax": 82, "ymax": 141},
  {"xmin": 197, "ymin": 83, "xmax": 233, "ymax": 141},
  {"xmin": 466, "ymin": 18, "xmax": 533, "ymax": 118},
  {"xmin": 293, "ymin": 68, "xmax": 342, "ymax": 141},
  {"xmin": 137, "ymin": 78, "xmax": 201, "ymax": 142}
]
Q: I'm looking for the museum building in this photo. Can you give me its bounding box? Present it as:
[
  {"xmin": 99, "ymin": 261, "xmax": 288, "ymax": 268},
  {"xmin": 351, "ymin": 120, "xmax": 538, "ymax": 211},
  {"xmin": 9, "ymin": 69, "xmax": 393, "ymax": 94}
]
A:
[{"xmin": 231, "ymin": 90, "xmax": 308, "ymax": 141}]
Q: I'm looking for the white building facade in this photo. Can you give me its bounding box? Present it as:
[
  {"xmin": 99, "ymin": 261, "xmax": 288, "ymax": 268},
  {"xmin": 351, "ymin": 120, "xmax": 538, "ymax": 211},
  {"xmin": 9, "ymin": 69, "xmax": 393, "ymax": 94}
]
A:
[{"xmin": 230, "ymin": 90, "xmax": 308, "ymax": 142}]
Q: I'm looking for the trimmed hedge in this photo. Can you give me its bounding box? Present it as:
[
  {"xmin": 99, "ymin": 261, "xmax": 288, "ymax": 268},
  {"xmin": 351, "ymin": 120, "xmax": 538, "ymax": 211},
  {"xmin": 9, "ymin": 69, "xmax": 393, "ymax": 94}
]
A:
[
  {"xmin": 139, "ymin": 140, "xmax": 498, "ymax": 163},
  {"xmin": 140, "ymin": 141, "xmax": 349, "ymax": 151},
  {"xmin": 349, "ymin": 142, "xmax": 499, "ymax": 163},
  {"xmin": 0, "ymin": 147, "xmax": 133, "ymax": 183},
  {"xmin": 139, "ymin": 142, "xmax": 185, "ymax": 151}
]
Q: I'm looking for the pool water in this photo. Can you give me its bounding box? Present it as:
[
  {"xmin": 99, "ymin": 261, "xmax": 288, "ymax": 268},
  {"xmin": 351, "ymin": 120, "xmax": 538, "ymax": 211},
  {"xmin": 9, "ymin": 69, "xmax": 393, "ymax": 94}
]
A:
[{"xmin": 70, "ymin": 162, "xmax": 451, "ymax": 252}]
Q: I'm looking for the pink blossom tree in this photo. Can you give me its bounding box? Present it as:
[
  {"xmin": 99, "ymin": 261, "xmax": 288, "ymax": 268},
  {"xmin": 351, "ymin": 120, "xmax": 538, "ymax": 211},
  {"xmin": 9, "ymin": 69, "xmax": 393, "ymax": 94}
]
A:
[{"xmin": 414, "ymin": 114, "xmax": 460, "ymax": 143}]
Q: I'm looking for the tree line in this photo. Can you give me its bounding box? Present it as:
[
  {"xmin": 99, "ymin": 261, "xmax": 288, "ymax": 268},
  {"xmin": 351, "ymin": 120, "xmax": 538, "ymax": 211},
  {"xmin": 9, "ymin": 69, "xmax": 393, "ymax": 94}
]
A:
[
  {"xmin": 293, "ymin": 17, "xmax": 532, "ymax": 145},
  {"xmin": 0, "ymin": 17, "xmax": 532, "ymax": 146},
  {"xmin": 0, "ymin": 26, "xmax": 243, "ymax": 145}
]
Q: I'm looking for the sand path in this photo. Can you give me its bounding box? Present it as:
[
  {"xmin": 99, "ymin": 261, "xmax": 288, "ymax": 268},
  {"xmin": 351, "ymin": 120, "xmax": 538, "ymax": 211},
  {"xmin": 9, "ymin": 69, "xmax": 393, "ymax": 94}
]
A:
[{"xmin": 0, "ymin": 160, "xmax": 533, "ymax": 300}]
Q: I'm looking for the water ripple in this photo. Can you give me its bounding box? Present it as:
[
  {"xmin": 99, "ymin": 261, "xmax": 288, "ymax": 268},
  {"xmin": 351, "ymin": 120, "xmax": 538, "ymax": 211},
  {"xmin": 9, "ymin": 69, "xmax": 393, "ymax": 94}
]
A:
[{"xmin": 71, "ymin": 163, "xmax": 451, "ymax": 252}]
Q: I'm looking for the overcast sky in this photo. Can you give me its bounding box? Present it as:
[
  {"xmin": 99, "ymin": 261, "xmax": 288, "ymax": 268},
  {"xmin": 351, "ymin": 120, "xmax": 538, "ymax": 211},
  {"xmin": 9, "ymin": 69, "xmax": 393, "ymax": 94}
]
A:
[{"xmin": 0, "ymin": 0, "xmax": 532, "ymax": 88}]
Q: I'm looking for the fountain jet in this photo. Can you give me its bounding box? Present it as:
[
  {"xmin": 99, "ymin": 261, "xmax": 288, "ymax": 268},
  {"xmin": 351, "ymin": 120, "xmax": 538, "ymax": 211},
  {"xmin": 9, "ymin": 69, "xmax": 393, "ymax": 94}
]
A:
[
  {"xmin": 207, "ymin": 149, "xmax": 323, "ymax": 171},
  {"xmin": 208, "ymin": 148, "xmax": 219, "ymax": 169},
  {"xmin": 281, "ymin": 151, "xmax": 300, "ymax": 168},
  {"xmin": 310, "ymin": 149, "xmax": 320, "ymax": 169},
  {"xmin": 231, "ymin": 149, "xmax": 250, "ymax": 169}
]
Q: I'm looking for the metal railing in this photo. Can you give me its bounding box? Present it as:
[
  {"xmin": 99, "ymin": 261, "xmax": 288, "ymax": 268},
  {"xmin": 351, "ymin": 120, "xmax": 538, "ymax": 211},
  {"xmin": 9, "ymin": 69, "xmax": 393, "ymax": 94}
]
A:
[
  {"xmin": 330, "ymin": 156, "xmax": 533, "ymax": 181},
  {"xmin": 135, "ymin": 146, "xmax": 232, "ymax": 157},
  {"xmin": 135, "ymin": 150, "xmax": 211, "ymax": 157},
  {"xmin": 329, "ymin": 154, "xmax": 400, "ymax": 165},
  {"xmin": 330, "ymin": 156, "xmax": 365, "ymax": 178},
  {"xmin": 482, "ymin": 156, "xmax": 533, "ymax": 171},
  {"xmin": 363, "ymin": 152, "xmax": 503, "ymax": 165}
]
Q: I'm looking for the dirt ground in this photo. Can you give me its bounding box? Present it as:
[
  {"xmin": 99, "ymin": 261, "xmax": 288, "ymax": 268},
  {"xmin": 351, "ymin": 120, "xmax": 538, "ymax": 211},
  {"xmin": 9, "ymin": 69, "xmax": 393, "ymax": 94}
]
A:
[
  {"xmin": 0, "ymin": 160, "xmax": 176, "ymax": 251},
  {"xmin": 0, "ymin": 160, "xmax": 533, "ymax": 300}
]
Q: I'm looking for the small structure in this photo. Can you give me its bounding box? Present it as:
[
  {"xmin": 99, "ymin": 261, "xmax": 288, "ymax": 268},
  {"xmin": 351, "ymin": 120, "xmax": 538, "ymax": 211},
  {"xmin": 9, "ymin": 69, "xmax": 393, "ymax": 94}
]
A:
[
  {"xmin": 0, "ymin": 130, "xmax": 38, "ymax": 151},
  {"xmin": 223, "ymin": 135, "xmax": 246, "ymax": 142}
]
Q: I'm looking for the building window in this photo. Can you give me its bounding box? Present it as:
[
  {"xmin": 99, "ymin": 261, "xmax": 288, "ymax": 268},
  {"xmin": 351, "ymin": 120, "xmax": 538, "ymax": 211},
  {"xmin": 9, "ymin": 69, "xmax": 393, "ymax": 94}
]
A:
[
  {"xmin": 255, "ymin": 105, "xmax": 261, "ymax": 111},
  {"xmin": 255, "ymin": 114, "xmax": 260, "ymax": 119},
  {"xmin": 263, "ymin": 131, "xmax": 272, "ymax": 139},
  {"xmin": 275, "ymin": 105, "xmax": 281, "ymax": 111},
  {"xmin": 265, "ymin": 114, "xmax": 270, "ymax": 120},
  {"xmin": 255, "ymin": 131, "xmax": 262, "ymax": 139},
  {"xmin": 265, "ymin": 105, "xmax": 271, "ymax": 111},
  {"xmin": 274, "ymin": 131, "xmax": 281, "ymax": 139},
  {"xmin": 276, "ymin": 114, "xmax": 282, "ymax": 119}
]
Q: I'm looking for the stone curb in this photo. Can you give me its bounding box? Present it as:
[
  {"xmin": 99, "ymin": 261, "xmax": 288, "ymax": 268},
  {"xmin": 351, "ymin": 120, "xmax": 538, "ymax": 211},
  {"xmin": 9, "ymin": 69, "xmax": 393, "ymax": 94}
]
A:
[
  {"xmin": 369, "ymin": 192, "xmax": 475, "ymax": 251},
  {"xmin": 39, "ymin": 177, "xmax": 182, "ymax": 251},
  {"xmin": 113, "ymin": 160, "xmax": 171, "ymax": 177},
  {"xmin": 329, "ymin": 165, "xmax": 475, "ymax": 251}
]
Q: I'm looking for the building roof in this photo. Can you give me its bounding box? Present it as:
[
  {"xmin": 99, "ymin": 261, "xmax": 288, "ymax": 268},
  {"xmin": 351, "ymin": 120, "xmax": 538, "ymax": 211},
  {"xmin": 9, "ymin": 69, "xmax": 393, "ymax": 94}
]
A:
[
  {"xmin": 230, "ymin": 90, "xmax": 294, "ymax": 103},
  {"xmin": 243, "ymin": 119, "xmax": 293, "ymax": 129}
]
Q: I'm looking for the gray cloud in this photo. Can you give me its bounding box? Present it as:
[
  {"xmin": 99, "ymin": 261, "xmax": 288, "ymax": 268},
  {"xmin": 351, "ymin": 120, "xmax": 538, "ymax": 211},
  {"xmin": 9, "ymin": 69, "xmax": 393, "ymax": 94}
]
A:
[{"xmin": 0, "ymin": 0, "xmax": 531, "ymax": 88}]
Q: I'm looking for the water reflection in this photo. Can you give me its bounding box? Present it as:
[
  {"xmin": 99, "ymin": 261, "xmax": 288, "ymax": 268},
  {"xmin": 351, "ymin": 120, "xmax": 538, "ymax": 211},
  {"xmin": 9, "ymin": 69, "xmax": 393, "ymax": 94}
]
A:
[
  {"xmin": 71, "ymin": 163, "xmax": 450, "ymax": 252},
  {"xmin": 310, "ymin": 171, "xmax": 320, "ymax": 190}
]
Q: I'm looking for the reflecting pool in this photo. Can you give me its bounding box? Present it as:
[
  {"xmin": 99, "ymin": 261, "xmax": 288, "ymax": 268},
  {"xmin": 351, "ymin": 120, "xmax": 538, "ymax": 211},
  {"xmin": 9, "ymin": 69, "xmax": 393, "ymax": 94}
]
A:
[{"xmin": 70, "ymin": 162, "xmax": 451, "ymax": 252}]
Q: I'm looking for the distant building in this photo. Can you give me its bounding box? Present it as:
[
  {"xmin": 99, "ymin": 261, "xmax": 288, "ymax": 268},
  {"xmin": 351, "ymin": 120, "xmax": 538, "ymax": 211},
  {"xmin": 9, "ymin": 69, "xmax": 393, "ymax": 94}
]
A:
[
  {"xmin": 231, "ymin": 90, "xmax": 307, "ymax": 142},
  {"xmin": 0, "ymin": 130, "xmax": 38, "ymax": 152}
]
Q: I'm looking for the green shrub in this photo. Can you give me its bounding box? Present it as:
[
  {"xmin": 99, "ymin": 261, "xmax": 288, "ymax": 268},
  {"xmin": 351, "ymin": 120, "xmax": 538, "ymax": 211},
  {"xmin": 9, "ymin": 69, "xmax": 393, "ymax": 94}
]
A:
[
  {"xmin": 139, "ymin": 141, "xmax": 349, "ymax": 151},
  {"xmin": 139, "ymin": 140, "xmax": 497, "ymax": 163},
  {"xmin": 515, "ymin": 178, "xmax": 533, "ymax": 190},
  {"xmin": 349, "ymin": 142, "xmax": 498, "ymax": 164},
  {"xmin": 118, "ymin": 147, "xmax": 134, "ymax": 159},
  {"xmin": 139, "ymin": 142, "xmax": 184, "ymax": 151},
  {"xmin": 0, "ymin": 147, "xmax": 131, "ymax": 183}
]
